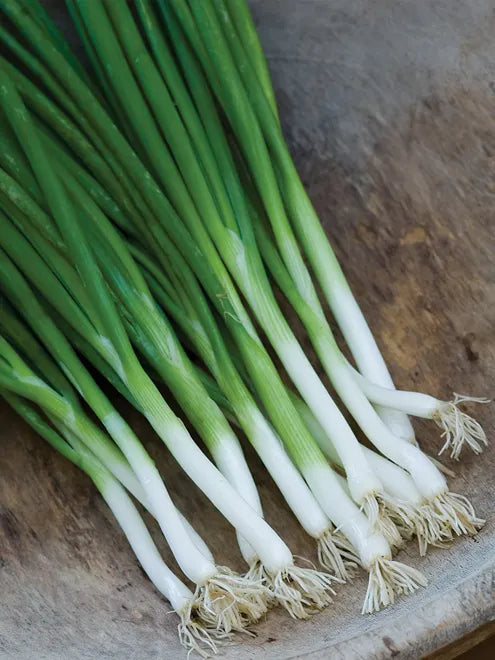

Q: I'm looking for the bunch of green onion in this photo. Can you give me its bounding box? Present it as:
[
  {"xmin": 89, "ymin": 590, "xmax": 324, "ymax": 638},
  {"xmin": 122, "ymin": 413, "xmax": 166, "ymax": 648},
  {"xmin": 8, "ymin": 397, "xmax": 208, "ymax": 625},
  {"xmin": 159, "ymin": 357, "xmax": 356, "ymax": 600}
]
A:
[{"xmin": 0, "ymin": 0, "xmax": 488, "ymax": 655}]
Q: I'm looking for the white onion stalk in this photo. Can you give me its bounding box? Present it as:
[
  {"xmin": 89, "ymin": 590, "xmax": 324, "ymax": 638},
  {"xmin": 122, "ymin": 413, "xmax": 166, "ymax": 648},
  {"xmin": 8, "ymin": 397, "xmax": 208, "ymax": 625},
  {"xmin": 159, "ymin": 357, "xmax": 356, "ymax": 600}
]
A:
[
  {"xmin": 207, "ymin": 406, "xmax": 358, "ymax": 585},
  {"xmin": 0, "ymin": 309, "xmax": 265, "ymax": 635},
  {"xmin": 269, "ymin": 323, "xmax": 485, "ymax": 538},
  {"xmin": 56, "ymin": 414, "xmax": 221, "ymax": 562},
  {"xmin": 224, "ymin": 232, "xmax": 389, "ymax": 520},
  {"xmin": 347, "ymin": 364, "xmax": 489, "ymax": 459},
  {"xmin": 290, "ymin": 390, "xmax": 471, "ymax": 554},
  {"xmin": 52, "ymin": 417, "xmax": 223, "ymax": 565},
  {"xmin": 0, "ymin": 391, "xmax": 219, "ymax": 658},
  {"xmin": 303, "ymin": 461, "xmax": 427, "ymax": 613},
  {"xmin": 218, "ymin": 407, "xmax": 356, "ymax": 599},
  {"xmin": 243, "ymin": 410, "xmax": 359, "ymax": 582},
  {"xmin": 63, "ymin": 438, "xmax": 221, "ymax": 657},
  {"xmin": 129, "ymin": 243, "xmax": 356, "ymax": 584},
  {"xmin": 317, "ymin": 279, "xmax": 417, "ymax": 445}
]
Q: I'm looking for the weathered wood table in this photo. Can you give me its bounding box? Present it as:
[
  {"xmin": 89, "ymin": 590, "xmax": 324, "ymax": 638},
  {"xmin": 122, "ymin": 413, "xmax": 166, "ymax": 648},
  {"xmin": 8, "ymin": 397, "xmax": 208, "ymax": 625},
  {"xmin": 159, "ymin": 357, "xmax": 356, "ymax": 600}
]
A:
[{"xmin": 1, "ymin": 1, "xmax": 494, "ymax": 658}]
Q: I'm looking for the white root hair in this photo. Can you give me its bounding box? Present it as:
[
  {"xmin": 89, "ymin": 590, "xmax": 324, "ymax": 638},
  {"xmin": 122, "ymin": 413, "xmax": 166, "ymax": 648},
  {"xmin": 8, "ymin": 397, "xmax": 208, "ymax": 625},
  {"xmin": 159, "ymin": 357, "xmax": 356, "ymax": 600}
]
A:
[
  {"xmin": 362, "ymin": 558, "xmax": 427, "ymax": 614},
  {"xmin": 428, "ymin": 491, "xmax": 485, "ymax": 537},
  {"xmin": 380, "ymin": 493, "xmax": 452, "ymax": 556},
  {"xmin": 317, "ymin": 527, "xmax": 360, "ymax": 580},
  {"xmin": 385, "ymin": 490, "xmax": 485, "ymax": 554},
  {"xmin": 409, "ymin": 503, "xmax": 453, "ymax": 555},
  {"xmin": 272, "ymin": 565, "xmax": 337, "ymax": 617},
  {"xmin": 379, "ymin": 494, "xmax": 416, "ymax": 542},
  {"xmin": 361, "ymin": 494, "xmax": 404, "ymax": 552},
  {"xmin": 250, "ymin": 561, "xmax": 338, "ymax": 619},
  {"xmin": 434, "ymin": 394, "xmax": 490, "ymax": 460},
  {"xmin": 194, "ymin": 567, "xmax": 269, "ymax": 634},
  {"xmin": 177, "ymin": 605, "xmax": 223, "ymax": 659},
  {"xmin": 243, "ymin": 559, "xmax": 269, "ymax": 588}
]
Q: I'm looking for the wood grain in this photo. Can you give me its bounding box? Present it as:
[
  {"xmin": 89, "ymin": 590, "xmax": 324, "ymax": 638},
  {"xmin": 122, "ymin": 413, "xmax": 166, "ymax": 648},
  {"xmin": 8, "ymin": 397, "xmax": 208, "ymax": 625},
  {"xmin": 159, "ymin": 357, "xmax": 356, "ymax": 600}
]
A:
[{"xmin": 0, "ymin": 1, "xmax": 494, "ymax": 658}]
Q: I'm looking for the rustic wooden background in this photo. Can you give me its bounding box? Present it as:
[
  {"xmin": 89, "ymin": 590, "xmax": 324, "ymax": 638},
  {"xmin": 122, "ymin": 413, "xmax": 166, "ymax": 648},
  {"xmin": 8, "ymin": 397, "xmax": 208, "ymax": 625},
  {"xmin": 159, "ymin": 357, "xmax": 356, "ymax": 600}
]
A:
[{"xmin": 0, "ymin": 1, "xmax": 494, "ymax": 658}]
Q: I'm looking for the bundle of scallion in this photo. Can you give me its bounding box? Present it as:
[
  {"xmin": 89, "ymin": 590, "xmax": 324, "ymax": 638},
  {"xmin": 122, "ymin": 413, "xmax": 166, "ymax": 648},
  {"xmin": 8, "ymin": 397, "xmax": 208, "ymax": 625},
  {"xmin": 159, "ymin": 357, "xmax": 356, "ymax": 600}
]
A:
[
  {"xmin": 0, "ymin": 63, "xmax": 343, "ymax": 633},
  {"xmin": 0, "ymin": 0, "xmax": 488, "ymax": 655},
  {"xmin": 0, "ymin": 1, "xmax": 418, "ymax": 610}
]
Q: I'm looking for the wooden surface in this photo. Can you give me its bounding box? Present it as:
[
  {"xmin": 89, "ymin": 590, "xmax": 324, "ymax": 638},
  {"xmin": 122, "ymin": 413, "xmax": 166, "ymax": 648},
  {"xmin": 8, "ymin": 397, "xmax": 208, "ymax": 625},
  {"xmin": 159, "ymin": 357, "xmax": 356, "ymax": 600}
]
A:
[
  {"xmin": 1, "ymin": 1, "xmax": 494, "ymax": 658},
  {"xmin": 430, "ymin": 622, "xmax": 495, "ymax": 659}
]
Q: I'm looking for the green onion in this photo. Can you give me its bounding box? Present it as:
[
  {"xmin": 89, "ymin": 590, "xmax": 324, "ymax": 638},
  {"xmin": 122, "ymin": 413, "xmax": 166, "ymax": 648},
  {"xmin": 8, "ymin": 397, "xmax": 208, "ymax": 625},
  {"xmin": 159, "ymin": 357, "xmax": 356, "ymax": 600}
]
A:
[
  {"xmin": 1, "ymin": 0, "xmax": 485, "ymax": 627},
  {"xmin": 3, "ymin": 0, "xmax": 426, "ymax": 612},
  {"xmin": 73, "ymin": 0, "xmax": 425, "ymax": 608}
]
